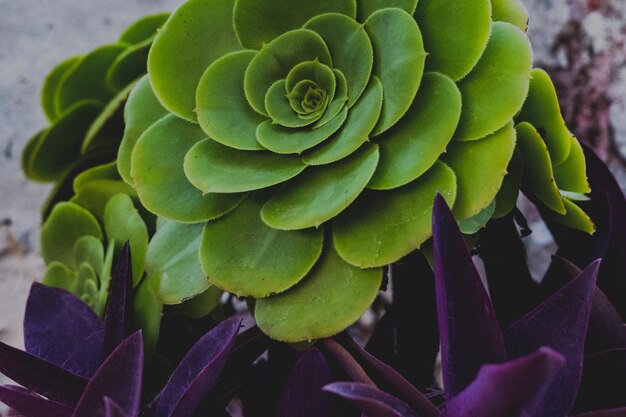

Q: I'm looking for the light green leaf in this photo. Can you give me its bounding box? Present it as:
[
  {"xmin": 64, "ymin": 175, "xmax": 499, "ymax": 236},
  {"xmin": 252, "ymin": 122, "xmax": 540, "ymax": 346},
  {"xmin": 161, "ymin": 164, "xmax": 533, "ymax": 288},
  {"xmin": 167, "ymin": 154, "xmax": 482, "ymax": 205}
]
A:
[
  {"xmin": 73, "ymin": 162, "xmax": 120, "ymax": 192},
  {"xmin": 256, "ymin": 108, "xmax": 348, "ymax": 154},
  {"xmin": 493, "ymin": 148, "xmax": 524, "ymax": 218},
  {"xmin": 261, "ymin": 143, "xmax": 379, "ymax": 230},
  {"xmin": 454, "ymin": 22, "xmax": 532, "ymax": 141},
  {"xmin": 304, "ymin": 13, "xmax": 373, "ymax": 106},
  {"xmin": 118, "ymin": 75, "xmax": 169, "ymax": 185},
  {"xmin": 234, "ymin": 0, "xmax": 356, "ymax": 50},
  {"xmin": 414, "ymin": 0, "xmax": 491, "ymax": 80},
  {"xmin": 256, "ymin": 243, "xmax": 382, "ymax": 342},
  {"xmin": 201, "ymin": 193, "xmax": 324, "ymax": 297},
  {"xmin": 544, "ymin": 198, "xmax": 595, "ymax": 234},
  {"xmin": 364, "ymin": 8, "xmax": 426, "ymax": 135},
  {"xmin": 73, "ymin": 236, "xmax": 105, "ymax": 277},
  {"xmin": 169, "ymin": 286, "xmax": 223, "ymax": 319},
  {"xmin": 119, "ymin": 12, "xmax": 169, "ymax": 45},
  {"xmin": 105, "ymin": 42, "xmax": 150, "ymax": 92},
  {"xmin": 553, "ymin": 136, "xmax": 590, "ymax": 193},
  {"xmin": 148, "ymin": 0, "xmax": 242, "ymax": 121},
  {"xmin": 184, "ymin": 138, "xmax": 306, "ymax": 192},
  {"xmin": 43, "ymin": 262, "xmax": 76, "ymax": 292},
  {"xmin": 357, "ymin": 0, "xmax": 418, "ymax": 21},
  {"xmin": 313, "ymin": 70, "xmax": 348, "ymax": 128},
  {"xmin": 369, "ymin": 72, "xmax": 461, "ymax": 189},
  {"xmin": 71, "ymin": 179, "xmax": 136, "ymax": 222},
  {"xmin": 21, "ymin": 129, "xmax": 47, "ymax": 181},
  {"xmin": 491, "ymin": 0, "xmax": 529, "ymax": 31},
  {"xmin": 146, "ymin": 220, "xmax": 209, "ymax": 305},
  {"xmin": 517, "ymin": 68, "xmax": 574, "ymax": 166},
  {"xmin": 196, "ymin": 51, "xmax": 266, "ymax": 150},
  {"xmin": 133, "ymin": 273, "xmax": 163, "ymax": 358},
  {"xmin": 459, "ymin": 200, "xmax": 496, "ymax": 234},
  {"xmin": 302, "ymin": 77, "xmax": 382, "ymax": 165},
  {"xmin": 444, "ymin": 122, "xmax": 517, "ymax": 219},
  {"xmin": 42, "ymin": 57, "xmax": 80, "ymax": 122},
  {"xmin": 333, "ymin": 161, "xmax": 457, "ymax": 268},
  {"xmin": 265, "ymin": 80, "xmax": 325, "ymax": 128},
  {"xmin": 41, "ymin": 202, "xmax": 103, "ymax": 268},
  {"xmin": 244, "ymin": 29, "xmax": 332, "ymax": 116},
  {"xmin": 132, "ymin": 115, "xmax": 244, "ymax": 222}
]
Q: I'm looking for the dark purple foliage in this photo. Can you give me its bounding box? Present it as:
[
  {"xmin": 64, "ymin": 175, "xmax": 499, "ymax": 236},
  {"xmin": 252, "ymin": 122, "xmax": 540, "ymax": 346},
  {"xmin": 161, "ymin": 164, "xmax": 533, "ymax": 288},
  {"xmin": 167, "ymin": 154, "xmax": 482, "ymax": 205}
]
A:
[
  {"xmin": 104, "ymin": 397, "xmax": 131, "ymax": 417},
  {"xmin": 0, "ymin": 385, "xmax": 73, "ymax": 417},
  {"xmin": 103, "ymin": 242, "xmax": 133, "ymax": 359},
  {"xmin": 24, "ymin": 283, "xmax": 104, "ymax": 378},
  {"xmin": 575, "ymin": 348, "xmax": 626, "ymax": 411},
  {"xmin": 323, "ymin": 382, "xmax": 419, "ymax": 417}
]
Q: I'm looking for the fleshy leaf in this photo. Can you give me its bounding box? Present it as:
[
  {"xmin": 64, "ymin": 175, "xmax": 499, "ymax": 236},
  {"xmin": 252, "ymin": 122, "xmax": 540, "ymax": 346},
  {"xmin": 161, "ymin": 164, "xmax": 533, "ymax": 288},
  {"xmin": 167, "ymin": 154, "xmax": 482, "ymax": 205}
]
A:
[
  {"xmin": 131, "ymin": 115, "xmax": 244, "ymax": 222},
  {"xmin": 454, "ymin": 22, "xmax": 532, "ymax": 141},
  {"xmin": 553, "ymin": 136, "xmax": 591, "ymax": 193},
  {"xmin": 255, "ymin": 243, "xmax": 382, "ymax": 342},
  {"xmin": 444, "ymin": 121, "xmax": 516, "ymax": 219},
  {"xmin": 196, "ymin": 50, "xmax": 265, "ymax": 151},
  {"xmin": 153, "ymin": 317, "xmax": 242, "ymax": 417},
  {"xmin": 493, "ymin": 149, "xmax": 524, "ymax": 218},
  {"xmin": 201, "ymin": 193, "xmax": 324, "ymax": 298},
  {"xmin": 102, "ymin": 243, "xmax": 133, "ymax": 359},
  {"xmin": 333, "ymin": 161, "xmax": 457, "ymax": 268},
  {"xmin": 147, "ymin": 0, "xmax": 242, "ymax": 121},
  {"xmin": 414, "ymin": 0, "xmax": 491, "ymax": 80},
  {"xmin": 105, "ymin": 42, "xmax": 150, "ymax": 93},
  {"xmin": 73, "ymin": 332, "xmax": 143, "ymax": 417},
  {"xmin": 118, "ymin": 13, "xmax": 170, "ymax": 45},
  {"xmin": 357, "ymin": 0, "xmax": 418, "ymax": 21},
  {"xmin": 0, "ymin": 385, "xmax": 73, "ymax": 417},
  {"xmin": 439, "ymin": 348, "xmax": 566, "ymax": 417},
  {"xmin": 233, "ymin": 0, "xmax": 356, "ymax": 50},
  {"xmin": 504, "ymin": 260, "xmax": 600, "ymax": 417},
  {"xmin": 42, "ymin": 57, "xmax": 80, "ymax": 122},
  {"xmin": 277, "ymin": 348, "xmax": 333, "ymax": 417},
  {"xmin": 132, "ymin": 274, "xmax": 163, "ymax": 358},
  {"xmin": 261, "ymin": 143, "xmax": 379, "ymax": 230},
  {"xmin": 364, "ymin": 8, "xmax": 426, "ymax": 135},
  {"xmin": 369, "ymin": 72, "xmax": 461, "ymax": 190},
  {"xmin": 491, "ymin": 0, "xmax": 529, "ymax": 31},
  {"xmin": 432, "ymin": 194, "xmax": 507, "ymax": 397},
  {"xmin": 73, "ymin": 162, "xmax": 121, "ymax": 191},
  {"xmin": 168, "ymin": 286, "xmax": 222, "ymax": 319},
  {"xmin": 43, "ymin": 262, "xmax": 76, "ymax": 292},
  {"xmin": 543, "ymin": 198, "xmax": 595, "ymax": 234},
  {"xmin": 184, "ymin": 138, "xmax": 305, "ymax": 193},
  {"xmin": 70, "ymin": 179, "xmax": 136, "ymax": 222},
  {"xmin": 146, "ymin": 220, "xmax": 209, "ymax": 305},
  {"xmin": 323, "ymin": 382, "xmax": 419, "ymax": 417},
  {"xmin": 24, "ymin": 283, "xmax": 104, "ymax": 378}
]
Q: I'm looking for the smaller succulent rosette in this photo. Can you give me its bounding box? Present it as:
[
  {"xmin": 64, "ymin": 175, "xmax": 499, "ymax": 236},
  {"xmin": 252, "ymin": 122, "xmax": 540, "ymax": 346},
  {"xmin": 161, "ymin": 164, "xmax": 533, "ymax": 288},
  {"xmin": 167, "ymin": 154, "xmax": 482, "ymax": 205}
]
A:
[{"xmin": 122, "ymin": 0, "xmax": 590, "ymax": 341}]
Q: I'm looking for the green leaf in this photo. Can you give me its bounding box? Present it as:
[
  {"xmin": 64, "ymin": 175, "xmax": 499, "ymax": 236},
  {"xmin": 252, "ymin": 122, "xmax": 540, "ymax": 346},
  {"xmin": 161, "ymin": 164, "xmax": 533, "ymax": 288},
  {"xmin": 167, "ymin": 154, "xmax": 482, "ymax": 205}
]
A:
[
  {"xmin": 184, "ymin": 137, "xmax": 306, "ymax": 192},
  {"xmin": 118, "ymin": 75, "xmax": 169, "ymax": 185},
  {"xmin": 55, "ymin": 43, "xmax": 127, "ymax": 114},
  {"xmin": 131, "ymin": 115, "xmax": 244, "ymax": 222},
  {"xmin": 168, "ymin": 286, "xmax": 223, "ymax": 319},
  {"xmin": 544, "ymin": 198, "xmax": 595, "ymax": 234},
  {"xmin": 94, "ymin": 240, "xmax": 116, "ymax": 315},
  {"xmin": 493, "ymin": 148, "xmax": 524, "ymax": 218},
  {"xmin": 414, "ymin": 0, "xmax": 491, "ymax": 80},
  {"xmin": 333, "ymin": 161, "xmax": 457, "ymax": 268},
  {"xmin": 119, "ymin": 12, "xmax": 169, "ymax": 45},
  {"xmin": 553, "ymin": 136, "xmax": 590, "ymax": 193},
  {"xmin": 234, "ymin": 0, "xmax": 356, "ymax": 50},
  {"xmin": 364, "ymin": 8, "xmax": 426, "ymax": 135},
  {"xmin": 200, "ymin": 193, "xmax": 324, "ymax": 297},
  {"xmin": 42, "ymin": 56, "xmax": 80, "ymax": 121},
  {"xmin": 73, "ymin": 162, "xmax": 121, "ymax": 191},
  {"xmin": 43, "ymin": 262, "xmax": 77, "ymax": 292},
  {"xmin": 41, "ymin": 202, "xmax": 103, "ymax": 268},
  {"xmin": 21, "ymin": 129, "xmax": 46, "ymax": 181},
  {"xmin": 146, "ymin": 220, "xmax": 209, "ymax": 305},
  {"xmin": 104, "ymin": 194, "xmax": 149, "ymax": 287},
  {"xmin": 261, "ymin": 143, "xmax": 379, "ymax": 230},
  {"xmin": 255, "ymin": 243, "xmax": 382, "ymax": 342},
  {"xmin": 302, "ymin": 77, "xmax": 382, "ymax": 165},
  {"xmin": 357, "ymin": 0, "xmax": 418, "ymax": 21},
  {"xmin": 516, "ymin": 122, "xmax": 566, "ymax": 214},
  {"xmin": 491, "ymin": 0, "xmax": 529, "ymax": 31},
  {"xmin": 71, "ymin": 179, "xmax": 136, "ymax": 222},
  {"xmin": 368, "ymin": 72, "xmax": 461, "ymax": 189},
  {"xmin": 458, "ymin": 200, "xmax": 496, "ymax": 234},
  {"xmin": 313, "ymin": 70, "xmax": 348, "ymax": 128},
  {"xmin": 265, "ymin": 80, "xmax": 325, "ymax": 128},
  {"xmin": 454, "ymin": 22, "xmax": 532, "ymax": 141},
  {"xmin": 105, "ymin": 42, "xmax": 150, "ymax": 92},
  {"xmin": 444, "ymin": 122, "xmax": 517, "ymax": 219},
  {"xmin": 133, "ymin": 273, "xmax": 163, "ymax": 358},
  {"xmin": 148, "ymin": 0, "xmax": 242, "ymax": 121},
  {"xmin": 244, "ymin": 29, "xmax": 332, "ymax": 116},
  {"xmin": 517, "ymin": 68, "xmax": 574, "ymax": 165},
  {"xmin": 73, "ymin": 235, "xmax": 105, "ymax": 277},
  {"xmin": 303, "ymin": 13, "xmax": 373, "ymax": 106},
  {"xmin": 196, "ymin": 51, "xmax": 266, "ymax": 150},
  {"xmin": 256, "ymin": 107, "xmax": 348, "ymax": 154}
]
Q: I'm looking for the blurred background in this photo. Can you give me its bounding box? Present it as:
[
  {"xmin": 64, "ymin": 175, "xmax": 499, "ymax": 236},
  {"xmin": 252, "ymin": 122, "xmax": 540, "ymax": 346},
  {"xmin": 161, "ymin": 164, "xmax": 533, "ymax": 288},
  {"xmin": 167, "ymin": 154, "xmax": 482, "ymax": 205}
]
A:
[{"xmin": 0, "ymin": 0, "xmax": 625, "ymax": 356}]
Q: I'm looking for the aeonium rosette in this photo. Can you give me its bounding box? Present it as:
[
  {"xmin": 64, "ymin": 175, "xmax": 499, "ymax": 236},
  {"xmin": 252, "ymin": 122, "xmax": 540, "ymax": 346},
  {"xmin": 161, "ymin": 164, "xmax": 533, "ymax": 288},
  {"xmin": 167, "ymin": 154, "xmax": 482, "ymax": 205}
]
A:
[{"xmin": 120, "ymin": 0, "xmax": 578, "ymax": 342}]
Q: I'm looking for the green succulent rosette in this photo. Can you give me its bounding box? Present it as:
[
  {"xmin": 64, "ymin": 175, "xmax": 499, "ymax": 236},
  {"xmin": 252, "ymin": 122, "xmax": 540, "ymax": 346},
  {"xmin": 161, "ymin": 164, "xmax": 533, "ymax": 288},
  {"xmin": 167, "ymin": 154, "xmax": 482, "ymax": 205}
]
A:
[
  {"xmin": 122, "ymin": 0, "xmax": 590, "ymax": 342},
  {"xmin": 22, "ymin": 13, "xmax": 169, "ymax": 217}
]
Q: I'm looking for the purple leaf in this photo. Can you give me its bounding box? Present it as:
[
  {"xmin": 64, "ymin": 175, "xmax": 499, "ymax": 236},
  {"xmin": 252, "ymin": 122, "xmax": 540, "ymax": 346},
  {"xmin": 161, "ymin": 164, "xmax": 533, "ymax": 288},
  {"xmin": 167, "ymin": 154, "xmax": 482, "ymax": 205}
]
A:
[
  {"xmin": 73, "ymin": 331, "xmax": 143, "ymax": 417},
  {"xmin": 575, "ymin": 348, "xmax": 626, "ymax": 411},
  {"xmin": 277, "ymin": 348, "xmax": 333, "ymax": 417},
  {"xmin": 24, "ymin": 283, "xmax": 104, "ymax": 378},
  {"xmin": 103, "ymin": 397, "xmax": 130, "ymax": 417},
  {"xmin": 323, "ymin": 339, "xmax": 374, "ymax": 385},
  {"xmin": 154, "ymin": 317, "xmax": 242, "ymax": 417},
  {"xmin": 504, "ymin": 260, "xmax": 600, "ymax": 417},
  {"xmin": 571, "ymin": 407, "xmax": 626, "ymax": 417},
  {"xmin": 102, "ymin": 243, "xmax": 133, "ymax": 359},
  {"xmin": 0, "ymin": 385, "xmax": 73, "ymax": 417},
  {"xmin": 439, "ymin": 348, "xmax": 565, "ymax": 417},
  {"xmin": 323, "ymin": 382, "xmax": 419, "ymax": 417},
  {"xmin": 0, "ymin": 341, "xmax": 87, "ymax": 404},
  {"xmin": 432, "ymin": 194, "xmax": 506, "ymax": 397}
]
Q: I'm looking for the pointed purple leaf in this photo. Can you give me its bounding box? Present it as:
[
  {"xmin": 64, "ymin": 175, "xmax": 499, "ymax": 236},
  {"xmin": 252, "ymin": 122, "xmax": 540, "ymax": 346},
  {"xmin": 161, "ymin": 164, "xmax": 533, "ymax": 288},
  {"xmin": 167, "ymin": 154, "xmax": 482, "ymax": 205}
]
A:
[
  {"xmin": 102, "ymin": 243, "xmax": 133, "ymax": 359},
  {"xmin": 0, "ymin": 341, "xmax": 87, "ymax": 404},
  {"xmin": 575, "ymin": 348, "xmax": 626, "ymax": 411},
  {"xmin": 432, "ymin": 193, "xmax": 506, "ymax": 397},
  {"xmin": 154, "ymin": 317, "xmax": 242, "ymax": 417},
  {"xmin": 277, "ymin": 348, "xmax": 333, "ymax": 417},
  {"xmin": 24, "ymin": 283, "xmax": 104, "ymax": 378},
  {"xmin": 572, "ymin": 407, "xmax": 626, "ymax": 417},
  {"xmin": 73, "ymin": 332, "xmax": 143, "ymax": 417},
  {"xmin": 104, "ymin": 397, "xmax": 130, "ymax": 417},
  {"xmin": 0, "ymin": 385, "xmax": 73, "ymax": 417},
  {"xmin": 323, "ymin": 382, "xmax": 420, "ymax": 417},
  {"xmin": 440, "ymin": 348, "xmax": 565, "ymax": 417},
  {"xmin": 504, "ymin": 260, "xmax": 600, "ymax": 417}
]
